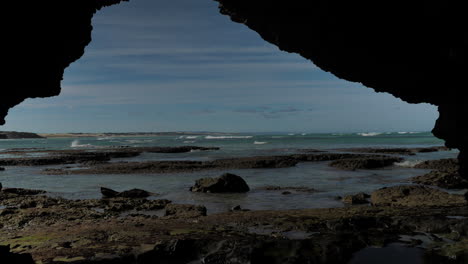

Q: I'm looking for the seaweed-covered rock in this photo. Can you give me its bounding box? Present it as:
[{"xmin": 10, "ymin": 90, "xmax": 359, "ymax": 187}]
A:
[{"xmin": 190, "ymin": 173, "xmax": 250, "ymax": 193}]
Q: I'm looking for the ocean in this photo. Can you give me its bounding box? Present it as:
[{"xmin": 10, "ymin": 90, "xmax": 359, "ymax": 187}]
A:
[{"xmin": 0, "ymin": 132, "xmax": 460, "ymax": 214}]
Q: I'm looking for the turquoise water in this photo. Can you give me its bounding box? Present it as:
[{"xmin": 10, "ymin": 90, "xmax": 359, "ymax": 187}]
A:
[{"xmin": 0, "ymin": 132, "xmax": 460, "ymax": 214}]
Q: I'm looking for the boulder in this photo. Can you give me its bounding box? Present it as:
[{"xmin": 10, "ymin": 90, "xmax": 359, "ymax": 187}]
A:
[
  {"xmin": 165, "ymin": 204, "xmax": 207, "ymax": 218},
  {"xmin": 190, "ymin": 173, "xmax": 250, "ymax": 193},
  {"xmin": 100, "ymin": 187, "xmax": 152, "ymax": 199},
  {"xmin": 371, "ymin": 185, "xmax": 466, "ymax": 207},
  {"xmin": 342, "ymin": 192, "xmax": 370, "ymax": 205}
]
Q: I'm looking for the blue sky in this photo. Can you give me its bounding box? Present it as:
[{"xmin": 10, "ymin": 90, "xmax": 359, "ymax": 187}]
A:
[{"xmin": 1, "ymin": 0, "xmax": 438, "ymax": 133}]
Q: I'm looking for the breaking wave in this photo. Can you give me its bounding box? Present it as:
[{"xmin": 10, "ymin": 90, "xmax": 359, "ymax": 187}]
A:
[
  {"xmin": 205, "ymin": 136, "xmax": 253, "ymax": 139},
  {"xmin": 357, "ymin": 132, "xmax": 382, "ymax": 137},
  {"xmin": 71, "ymin": 140, "xmax": 94, "ymax": 148},
  {"xmin": 254, "ymin": 141, "xmax": 268, "ymax": 145},
  {"xmin": 394, "ymin": 160, "xmax": 423, "ymax": 168}
]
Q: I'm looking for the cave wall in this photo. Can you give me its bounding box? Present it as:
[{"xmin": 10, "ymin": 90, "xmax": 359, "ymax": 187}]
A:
[
  {"xmin": 214, "ymin": 0, "xmax": 468, "ymax": 174},
  {"xmin": 1, "ymin": 0, "xmax": 127, "ymax": 124},
  {"xmin": 0, "ymin": 0, "xmax": 466, "ymax": 173}
]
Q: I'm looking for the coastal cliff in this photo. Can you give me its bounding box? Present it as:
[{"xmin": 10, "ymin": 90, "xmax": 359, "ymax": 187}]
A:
[{"xmin": 214, "ymin": 0, "xmax": 468, "ymax": 176}]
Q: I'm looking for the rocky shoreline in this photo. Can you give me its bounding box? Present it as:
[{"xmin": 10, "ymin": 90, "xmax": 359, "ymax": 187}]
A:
[
  {"xmin": 1, "ymin": 184, "xmax": 468, "ymax": 263},
  {"xmin": 2, "ymin": 145, "xmax": 467, "ymax": 263}
]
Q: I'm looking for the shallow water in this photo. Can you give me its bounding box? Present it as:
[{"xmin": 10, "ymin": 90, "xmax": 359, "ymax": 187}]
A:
[{"xmin": 0, "ymin": 132, "xmax": 461, "ymax": 214}]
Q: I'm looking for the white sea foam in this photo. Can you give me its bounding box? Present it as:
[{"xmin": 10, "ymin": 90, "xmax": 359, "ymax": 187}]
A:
[
  {"xmin": 301, "ymin": 133, "xmax": 307, "ymax": 136},
  {"xmin": 254, "ymin": 141, "xmax": 268, "ymax": 145},
  {"xmin": 288, "ymin": 133, "xmax": 295, "ymax": 136},
  {"xmin": 205, "ymin": 136, "xmax": 253, "ymax": 139},
  {"xmin": 398, "ymin": 132, "xmax": 408, "ymax": 134},
  {"xmin": 126, "ymin": 139, "xmax": 154, "ymax": 144},
  {"xmin": 97, "ymin": 137, "xmax": 113, "ymax": 141},
  {"xmin": 71, "ymin": 140, "xmax": 94, "ymax": 148},
  {"xmin": 394, "ymin": 160, "xmax": 423, "ymax": 168},
  {"xmin": 186, "ymin": 136, "xmax": 199, "ymax": 139},
  {"xmin": 184, "ymin": 141, "xmax": 196, "ymax": 144},
  {"xmin": 357, "ymin": 132, "xmax": 382, "ymax": 137}
]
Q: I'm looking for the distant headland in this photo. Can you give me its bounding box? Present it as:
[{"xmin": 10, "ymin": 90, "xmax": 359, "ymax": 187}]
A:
[{"xmin": 0, "ymin": 131, "xmax": 44, "ymax": 139}]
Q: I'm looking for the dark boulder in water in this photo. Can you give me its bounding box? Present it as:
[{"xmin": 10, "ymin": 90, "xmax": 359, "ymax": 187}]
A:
[
  {"xmin": 118, "ymin": 188, "xmax": 152, "ymax": 198},
  {"xmin": 190, "ymin": 173, "xmax": 250, "ymax": 193},
  {"xmin": 100, "ymin": 187, "xmax": 119, "ymax": 198},
  {"xmin": 100, "ymin": 187, "xmax": 152, "ymax": 199}
]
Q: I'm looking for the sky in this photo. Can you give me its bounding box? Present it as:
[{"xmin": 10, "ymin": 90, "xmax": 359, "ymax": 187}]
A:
[{"xmin": 1, "ymin": 0, "xmax": 438, "ymax": 133}]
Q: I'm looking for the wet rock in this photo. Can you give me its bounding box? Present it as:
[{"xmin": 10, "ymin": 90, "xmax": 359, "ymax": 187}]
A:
[
  {"xmin": 340, "ymin": 146, "xmax": 449, "ymax": 155},
  {"xmin": 100, "ymin": 187, "xmax": 153, "ymax": 199},
  {"xmin": 329, "ymin": 156, "xmax": 403, "ymax": 170},
  {"xmin": 414, "ymin": 158, "xmax": 459, "ymax": 171},
  {"xmin": 165, "ymin": 204, "xmax": 207, "ymax": 218},
  {"xmin": 0, "ymin": 167, "xmax": 4, "ymax": 171},
  {"xmin": 342, "ymin": 192, "xmax": 371, "ymax": 205},
  {"xmin": 411, "ymin": 170, "xmax": 468, "ymax": 189},
  {"xmin": 190, "ymin": 173, "xmax": 250, "ymax": 193},
  {"xmin": 371, "ymin": 185, "xmax": 466, "ymax": 207}
]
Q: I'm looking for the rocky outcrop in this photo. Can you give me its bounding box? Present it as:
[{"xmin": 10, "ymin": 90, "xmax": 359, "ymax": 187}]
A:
[
  {"xmin": 190, "ymin": 173, "xmax": 250, "ymax": 193},
  {"xmin": 329, "ymin": 156, "xmax": 403, "ymax": 171},
  {"xmin": 0, "ymin": 0, "xmax": 127, "ymax": 124},
  {"xmin": 370, "ymin": 185, "xmax": 466, "ymax": 207},
  {"xmin": 214, "ymin": 1, "xmax": 468, "ymax": 177},
  {"xmin": 412, "ymin": 170, "xmax": 468, "ymax": 189}
]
